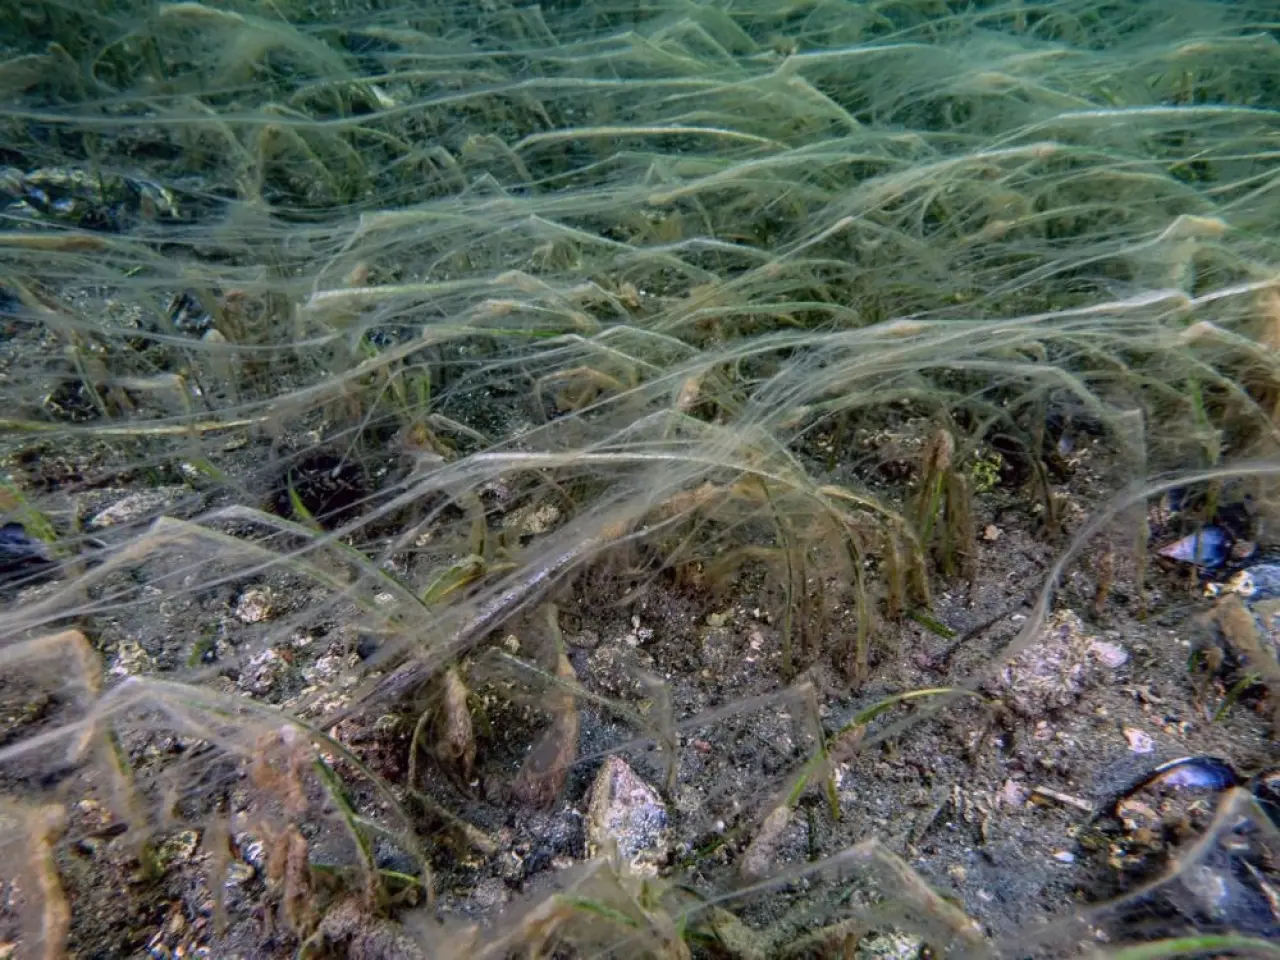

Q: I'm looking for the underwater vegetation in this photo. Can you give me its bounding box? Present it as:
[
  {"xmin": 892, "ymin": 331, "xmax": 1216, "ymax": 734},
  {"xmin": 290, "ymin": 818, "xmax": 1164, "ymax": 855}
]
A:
[{"xmin": 1, "ymin": 0, "xmax": 1280, "ymax": 957}]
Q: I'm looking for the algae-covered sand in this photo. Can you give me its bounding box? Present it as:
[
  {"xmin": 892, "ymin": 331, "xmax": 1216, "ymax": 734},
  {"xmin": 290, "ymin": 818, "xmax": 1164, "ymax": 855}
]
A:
[{"xmin": 1, "ymin": 1, "xmax": 1279, "ymax": 958}]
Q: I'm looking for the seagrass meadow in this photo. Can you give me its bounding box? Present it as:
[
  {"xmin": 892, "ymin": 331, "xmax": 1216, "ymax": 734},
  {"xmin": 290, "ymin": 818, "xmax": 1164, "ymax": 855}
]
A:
[{"xmin": 1, "ymin": 1, "xmax": 1280, "ymax": 958}]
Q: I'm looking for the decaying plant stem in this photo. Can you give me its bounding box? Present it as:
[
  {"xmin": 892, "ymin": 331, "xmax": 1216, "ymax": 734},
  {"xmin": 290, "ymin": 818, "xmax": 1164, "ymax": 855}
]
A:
[{"xmin": 513, "ymin": 604, "xmax": 581, "ymax": 808}]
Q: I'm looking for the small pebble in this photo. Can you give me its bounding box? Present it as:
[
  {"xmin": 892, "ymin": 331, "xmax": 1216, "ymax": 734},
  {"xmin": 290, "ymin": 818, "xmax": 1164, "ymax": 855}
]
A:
[
  {"xmin": 566, "ymin": 629, "xmax": 599, "ymax": 649},
  {"xmin": 88, "ymin": 489, "xmax": 183, "ymax": 529},
  {"xmin": 241, "ymin": 648, "xmax": 284, "ymax": 694},
  {"xmin": 1053, "ymin": 850, "xmax": 1076, "ymax": 864}
]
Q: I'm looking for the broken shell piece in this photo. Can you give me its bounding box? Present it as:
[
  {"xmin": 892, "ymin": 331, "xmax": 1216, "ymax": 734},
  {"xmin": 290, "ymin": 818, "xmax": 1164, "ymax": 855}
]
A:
[
  {"xmin": 1123, "ymin": 727, "xmax": 1155, "ymax": 754},
  {"xmin": 1089, "ymin": 639, "xmax": 1129, "ymax": 668},
  {"xmin": 1031, "ymin": 786, "xmax": 1091, "ymax": 811},
  {"xmin": 1156, "ymin": 527, "xmax": 1229, "ymax": 567},
  {"xmin": 585, "ymin": 756, "xmax": 669, "ymax": 875},
  {"xmin": 996, "ymin": 779, "xmax": 1029, "ymax": 808}
]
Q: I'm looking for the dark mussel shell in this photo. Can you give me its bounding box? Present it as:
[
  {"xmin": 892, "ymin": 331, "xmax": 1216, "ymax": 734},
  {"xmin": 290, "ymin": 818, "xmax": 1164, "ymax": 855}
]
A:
[
  {"xmin": 1251, "ymin": 767, "xmax": 1280, "ymax": 826},
  {"xmin": 0, "ymin": 283, "xmax": 22, "ymax": 325},
  {"xmin": 1105, "ymin": 756, "xmax": 1240, "ymax": 812},
  {"xmin": 0, "ymin": 521, "xmax": 55, "ymax": 584},
  {"xmin": 167, "ymin": 291, "xmax": 214, "ymax": 336},
  {"xmin": 1081, "ymin": 757, "xmax": 1278, "ymax": 939},
  {"xmin": 2, "ymin": 167, "xmax": 180, "ymax": 232},
  {"xmin": 1156, "ymin": 527, "xmax": 1231, "ymax": 568}
]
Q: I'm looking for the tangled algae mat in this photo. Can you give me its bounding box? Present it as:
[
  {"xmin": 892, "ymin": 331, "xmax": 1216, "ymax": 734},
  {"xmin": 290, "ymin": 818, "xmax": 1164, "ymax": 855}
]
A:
[{"xmin": 1, "ymin": 0, "xmax": 1280, "ymax": 958}]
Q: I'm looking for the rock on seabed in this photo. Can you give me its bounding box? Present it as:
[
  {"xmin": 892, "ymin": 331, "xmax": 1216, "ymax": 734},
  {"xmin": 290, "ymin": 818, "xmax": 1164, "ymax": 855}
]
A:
[
  {"xmin": 994, "ymin": 610, "xmax": 1112, "ymax": 717},
  {"xmin": 585, "ymin": 756, "xmax": 670, "ymax": 875}
]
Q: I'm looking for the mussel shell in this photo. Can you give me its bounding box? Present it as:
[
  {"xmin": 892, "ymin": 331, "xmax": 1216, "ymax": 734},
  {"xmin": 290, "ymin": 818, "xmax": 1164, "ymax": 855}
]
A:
[
  {"xmin": 0, "ymin": 285, "xmax": 22, "ymax": 330},
  {"xmin": 167, "ymin": 291, "xmax": 214, "ymax": 335},
  {"xmin": 1085, "ymin": 759, "xmax": 1279, "ymax": 938},
  {"xmin": 1087, "ymin": 757, "xmax": 1242, "ymax": 894},
  {"xmin": 125, "ymin": 177, "xmax": 180, "ymax": 221},
  {"xmin": 1157, "ymin": 527, "xmax": 1230, "ymax": 567},
  {"xmin": 1105, "ymin": 756, "xmax": 1239, "ymax": 817},
  {"xmin": 0, "ymin": 521, "xmax": 54, "ymax": 583},
  {"xmin": 2, "ymin": 167, "xmax": 179, "ymax": 231},
  {"xmin": 1250, "ymin": 767, "xmax": 1280, "ymax": 826}
]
